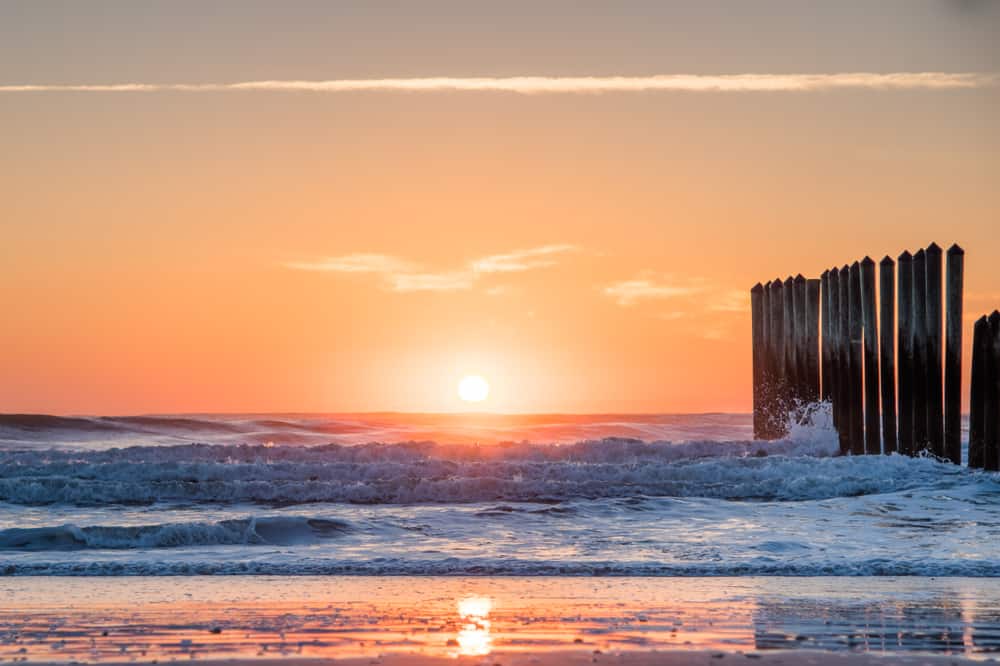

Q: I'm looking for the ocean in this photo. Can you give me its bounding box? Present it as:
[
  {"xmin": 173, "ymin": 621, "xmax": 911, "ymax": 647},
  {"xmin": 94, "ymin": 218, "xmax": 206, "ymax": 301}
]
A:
[{"xmin": 1, "ymin": 409, "xmax": 996, "ymax": 577}]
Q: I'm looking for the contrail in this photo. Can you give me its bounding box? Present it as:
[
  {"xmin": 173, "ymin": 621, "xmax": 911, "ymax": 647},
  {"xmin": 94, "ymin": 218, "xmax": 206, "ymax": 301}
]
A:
[{"xmin": 0, "ymin": 73, "xmax": 995, "ymax": 94}]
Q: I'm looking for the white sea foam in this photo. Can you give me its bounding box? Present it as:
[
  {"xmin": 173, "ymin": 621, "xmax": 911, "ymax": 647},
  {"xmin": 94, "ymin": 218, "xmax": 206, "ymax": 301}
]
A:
[{"xmin": 0, "ymin": 411, "xmax": 992, "ymax": 578}]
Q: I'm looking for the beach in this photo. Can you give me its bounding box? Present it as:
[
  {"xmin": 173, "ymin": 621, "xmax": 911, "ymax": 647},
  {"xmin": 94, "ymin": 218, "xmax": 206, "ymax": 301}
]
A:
[{"xmin": 4, "ymin": 576, "xmax": 1000, "ymax": 663}]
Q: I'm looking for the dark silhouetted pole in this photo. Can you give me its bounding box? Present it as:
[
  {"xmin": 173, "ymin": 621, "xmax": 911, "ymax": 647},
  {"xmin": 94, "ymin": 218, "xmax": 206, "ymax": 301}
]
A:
[
  {"xmin": 794, "ymin": 275, "xmax": 808, "ymax": 404},
  {"xmin": 879, "ymin": 256, "xmax": 897, "ymax": 454},
  {"xmin": 986, "ymin": 312, "xmax": 1000, "ymax": 471},
  {"xmin": 769, "ymin": 279, "xmax": 786, "ymax": 437},
  {"xmin": 837, "ymin": 266, "xmax": 852, "ymax": 454},
  {"xmin": 829, "ymin": 268, "xmax": 842, "ymax": 429},
  {"xmin": 944, "ymin": 244, "xmax": 964, "ymax": 464},
  {"xmin": 912, "ymin": 248, "xmax": 929, "ymax": 454},
  {"xmin": 861, "ymin": 257, "xmax": 880, "ymax": 454},
  {"xmin": 969, "ymin": 316, "xmax": 989, "ymax": 469},
  {"xmin": 761, "ymin": 281, "xmax": 773, "ymax": 438},
  {"xmin": 806, "ymin": 278, "xmax": 821, "ymax": 403},
  {"xmin": 897, "ymin": 251, "xmax": 914, "ymax": 456},
  {"xmin": 821, "ymin": 270, "xmax": 832, "ymax": 402},
  {"xmin": 925, "ymin": 243, "xmax": 944, "ymax": 457},
  {"xmin": 783, "ymin": 276, "xmax": 796, "ymax": 413},
  {"xmin": 751, "ymin": 283, "xmax": 765, "ymax": 440},
  {"xmin": 848, "ymin": 261, "xmax": 864, "ymax": 455}
]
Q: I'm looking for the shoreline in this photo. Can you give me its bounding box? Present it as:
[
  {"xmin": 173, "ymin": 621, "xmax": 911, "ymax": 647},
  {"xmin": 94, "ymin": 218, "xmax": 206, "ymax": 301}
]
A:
[{"xmin": 3, "ymin": 576, "xmax": 998, "ymax": 663}]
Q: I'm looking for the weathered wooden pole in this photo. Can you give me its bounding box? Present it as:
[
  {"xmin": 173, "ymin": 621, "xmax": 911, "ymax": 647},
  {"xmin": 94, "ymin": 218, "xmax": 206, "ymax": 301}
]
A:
[
  {"xmin": 879, "ymin": 256, "xmax": 897, "ymax": 454},
  {"xmin": 986, "ymin": 311, "xmax": 1000, "ymax": 471},
  {"xmin": 925, "ymin": 243, "xmax": 945, "ymax": 458},
  {"xmin": 821, "ymin": 270, "xmax": 832, "ymax": 403},
  {"xmin": 897, "ymin": 251, "xmax": 914, "ymax": 456},
  {"xmin": 828, "ymin": 268, "xmax": 841, "ymax": 428},
  {"xmin": 806, "ymin": 278, "xmax": 821, "ymax": 404},
  {"xmin": 795, "ymin": 275, "xmax": 808, "ymax": 404},
  {"xmin": 912, "ymin": 248, "xmax": 929, "ymax": 454},
  {"xmin": 861, "ymin": 257, "xmax": 880, "ymax": 454},
  {"xmin": 848, "ymin": 261, "xmax": 865, "ymax": 455},
  {"xmin": 769, "ymin": 279, "xmax": 787, "ymax": 437},
  {"xmin": 783, "ymin": 276, "xmax": 796, "ymax": 412},
  {"xmin": 837, "ymin": 266, "xmax": 852, "ymax": 454},
  {"xmin": 969, "ymin": 316, "xmax": 989, "ymax": 469},
  {"xmin": 761, "ymin": 281, "xmax": 773, "ymax": 438},
  {"xmin": 944, "ymin": 244, "xmax": 964, "ymax": 465},
  {"xmin": 751, "ymin": 283, "xmax": 765, "ymax": 440}
]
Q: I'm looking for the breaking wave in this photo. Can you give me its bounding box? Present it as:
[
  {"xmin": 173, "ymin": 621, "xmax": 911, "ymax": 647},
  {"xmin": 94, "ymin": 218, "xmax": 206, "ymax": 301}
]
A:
[
  {"xmin": 0, "ymin": 432, "xmax": 983, "ymax": 506},
  {"xmin": 0, "ymin": 516, "xmax": 351, "ymax": 551}
]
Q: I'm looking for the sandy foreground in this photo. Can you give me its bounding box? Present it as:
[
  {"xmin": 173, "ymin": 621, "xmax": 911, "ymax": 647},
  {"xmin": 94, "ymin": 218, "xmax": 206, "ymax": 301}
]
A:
[{"xmin": 3, "ymin": 577, "xmax": 1000, "ymax": 664}]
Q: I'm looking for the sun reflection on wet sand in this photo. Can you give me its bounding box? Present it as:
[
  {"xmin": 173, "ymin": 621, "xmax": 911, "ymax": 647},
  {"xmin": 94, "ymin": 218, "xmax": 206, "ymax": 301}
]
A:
[{"xmin": 453, "ymin": 596, "xmax": 493, "ymax": 656}]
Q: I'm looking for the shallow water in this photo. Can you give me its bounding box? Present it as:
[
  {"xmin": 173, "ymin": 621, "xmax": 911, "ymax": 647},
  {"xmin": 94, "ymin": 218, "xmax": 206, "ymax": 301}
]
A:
[
  {"xmin": 0, "ymin": 409, "xmax": 994, "ymax": 577},
  {"xmin": 3, "ymin": 576, "xmax": 1000, "ymax": 661}
]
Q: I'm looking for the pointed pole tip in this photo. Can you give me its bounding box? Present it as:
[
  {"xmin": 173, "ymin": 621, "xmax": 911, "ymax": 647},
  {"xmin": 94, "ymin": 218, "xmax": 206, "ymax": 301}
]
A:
[{"xmin": 948, "ymin": 243, "xmax": 964, "ymax": 255}]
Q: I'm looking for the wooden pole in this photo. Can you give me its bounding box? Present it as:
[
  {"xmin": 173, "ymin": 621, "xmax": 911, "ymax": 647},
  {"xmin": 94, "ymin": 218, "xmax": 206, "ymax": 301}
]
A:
[
  {"xmin": 837, "ymin": 266, "xmax": 852, "ymax": 454},
  {"xmin": 761, "ymin": 281, "xmax": 773, "ymax": 438},
  {"xmin": 806, "ymin": 278, "xmax": 821, "ymax": 404},
  {"xmin": 752, "ymin": 283, "xmax": 765, "ymax": 439},
  {"xmin": 925, "ymin": 243, "xmax": 945, "ymax": 457},
  {"xmin": 879, "ymin": 256, "xmax": 897, "ymax": 454},
  {"xmin": 897, "ymin": 251, "xmax": 914, "ymax": 456},
  {"xmin": 848, "ymin": 261, "xmax": 865, "ymax": 455},
  {"xmin": 912, "ymin": 248, "xmax": 929, "ymax": 454},
  {"xmin": 986, "ymin": 311, "xmax": 1000, "ymax": 471},
  {"xmin": 829, "ymin": 268, "xmax": 841, "ymax": 430},
  {"xmin": 861, "ymin": 257, "xmax": 880, "ymax": 454},
  {"xmin": 944, "ymin": 244, "xmax": 964, "ymax": 465},
  {"xmin": 821, "ymin": 270, "xmax": 832, "ymax": 403},
  {"xmin": 769, "ymin": 279, "xmax": 786, "ymax": 438},
  {"xmin": 969, "ymin": 315, "xmax": 989, "ymax": 469},
  {"xmin": 783, "ymin": 276, "xmax": 796, "ymax": 412},
  {"xmin": 792, "ymin": 275, "xmax": 806, "ymax": 406}
]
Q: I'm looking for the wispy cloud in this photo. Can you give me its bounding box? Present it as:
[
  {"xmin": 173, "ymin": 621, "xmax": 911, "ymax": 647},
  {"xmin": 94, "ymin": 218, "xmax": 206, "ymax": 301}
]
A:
[
  {"xmin": 708, "ymin": 290, "xmax": 749, "ymax": 313},
  {"xmin": 285, "ymin": 253, "xmax": 415, "ymax": 274},
  {"xmin": 388, "ymin": 271, "xmax": 476, "ymax": 292},
  {"xmin": 3, "ymin": 73, "xmax": 994, "ymax": 94},
  {"xmin": 288, "ymin": 244, "xmax": 576, "ymax": 293},
  {"xmin": 604, "ymin": 278, "xmax": 704, "ymax": 306},
  {"xmin": 471, "ymin": 244, "xmax": 577, "ymax": 273}
]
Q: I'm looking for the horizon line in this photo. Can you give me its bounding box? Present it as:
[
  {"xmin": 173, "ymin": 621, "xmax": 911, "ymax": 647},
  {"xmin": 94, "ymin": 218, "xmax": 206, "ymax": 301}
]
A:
[{"xmin": 1, "ymin": 72, "xmax": 996, "ymax": 94}]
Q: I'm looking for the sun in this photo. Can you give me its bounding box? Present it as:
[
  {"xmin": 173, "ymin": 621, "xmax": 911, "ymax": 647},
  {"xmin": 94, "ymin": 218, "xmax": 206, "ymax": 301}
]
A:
[{"xmin": 458, "ymin": 375, "xmax": 490, "ymax": 403}]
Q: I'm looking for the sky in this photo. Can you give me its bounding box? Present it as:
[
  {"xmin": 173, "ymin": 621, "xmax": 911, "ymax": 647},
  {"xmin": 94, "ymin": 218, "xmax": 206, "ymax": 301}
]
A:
[{"xmin": 1, "ymin": 1, "xmax": 999, "ymax": 414}]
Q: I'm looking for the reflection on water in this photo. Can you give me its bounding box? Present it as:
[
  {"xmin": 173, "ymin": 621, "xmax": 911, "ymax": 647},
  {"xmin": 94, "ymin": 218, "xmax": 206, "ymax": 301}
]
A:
[
  {"xmin": 453, "ymin": 596, "xmax": 493, "ymax": 656},
  {"xmin": 6, "ymin": 577, "xmax": 1000, "ymax": 662}
]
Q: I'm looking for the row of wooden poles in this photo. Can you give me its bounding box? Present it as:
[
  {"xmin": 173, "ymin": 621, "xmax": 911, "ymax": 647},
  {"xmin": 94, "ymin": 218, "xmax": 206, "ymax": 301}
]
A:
[
  {"xmin": 970, "ymin": 312, "xmax": 1000, "ymax": 469},
  {"xmin": 750, "ymin": 243, "xmax": 970, "ymax": 463}
]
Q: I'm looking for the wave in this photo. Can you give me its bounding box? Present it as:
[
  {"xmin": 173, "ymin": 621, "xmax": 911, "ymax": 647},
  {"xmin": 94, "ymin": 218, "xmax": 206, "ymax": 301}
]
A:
[
  {"xmin": 0, "ymin": 411, "xmax": 756, "ymax": 448},
  {"xmin": 6, "ymin": 556, "xmax": 1000, "ymax": 577},
  {"xmin": 0, "ymin": 433, "xmax": 983, "ymax": 506},
  {"xmin": 0, "ymin": 516, "xmax": 351, "ymax": 551}
]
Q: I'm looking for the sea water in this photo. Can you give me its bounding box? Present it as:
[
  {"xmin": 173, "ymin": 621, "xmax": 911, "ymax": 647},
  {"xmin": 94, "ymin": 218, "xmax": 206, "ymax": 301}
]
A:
[{"xmin": 1, "ymin": 409, "xmax": 997, "ymax": 577}]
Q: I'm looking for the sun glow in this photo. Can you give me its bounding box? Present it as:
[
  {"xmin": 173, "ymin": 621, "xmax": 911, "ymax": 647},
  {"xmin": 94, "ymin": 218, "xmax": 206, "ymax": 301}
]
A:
[{"xmin": 458, "ymin": 375, "xmax": 490, "ymax": 403}]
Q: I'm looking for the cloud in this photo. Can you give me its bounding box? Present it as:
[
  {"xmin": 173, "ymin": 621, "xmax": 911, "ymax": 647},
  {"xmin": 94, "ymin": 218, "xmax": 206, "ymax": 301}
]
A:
[
  {"xmin": 285, "ymin": 253, "xmax": 415, "ymax": 274},
  {"xmin": 603, "ymin": 278, "xmax": 704, "ymax": 306},
  {"xmin": 471, "ymin": 244, "xmax": 577, "ymax": 273},
  {"xmin": 288, "ymin": 244, "xmax": 576, "ymax": 293},
  {"xmin": 3, "ymin": 73, "xmax": 994, "ymax": 95},
  {"xmin": 388, "ymin": 271, "xmax": 476, "ymax": 292},
  {"xmin": 709, "ymin": 290, "xmax": 749, "ymax": 313}
]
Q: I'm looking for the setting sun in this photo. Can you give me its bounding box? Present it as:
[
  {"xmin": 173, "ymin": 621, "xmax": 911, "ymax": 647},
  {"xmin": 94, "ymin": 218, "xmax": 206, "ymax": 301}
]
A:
[{"xmin": 458, "ymin": 375, "xmax": 490, "ymax": 403}]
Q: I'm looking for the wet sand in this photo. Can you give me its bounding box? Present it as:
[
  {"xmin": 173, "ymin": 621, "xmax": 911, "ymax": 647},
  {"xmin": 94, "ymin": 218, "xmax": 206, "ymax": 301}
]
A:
[{"xmin": 4, "ymin": 576, "xmax": 1000, "ymax": 663}]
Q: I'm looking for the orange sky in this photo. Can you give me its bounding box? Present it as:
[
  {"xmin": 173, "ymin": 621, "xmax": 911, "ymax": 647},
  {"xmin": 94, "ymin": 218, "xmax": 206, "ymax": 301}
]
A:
[{"xmin": 1, "ymin": 2, "xmax": 998, "ymax": 414}]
